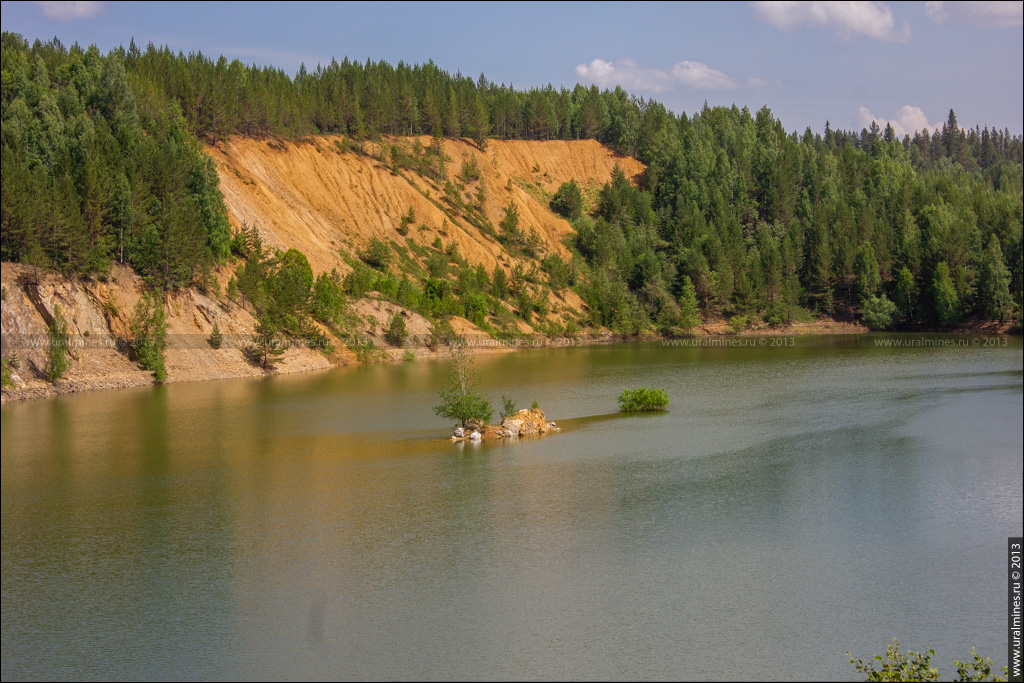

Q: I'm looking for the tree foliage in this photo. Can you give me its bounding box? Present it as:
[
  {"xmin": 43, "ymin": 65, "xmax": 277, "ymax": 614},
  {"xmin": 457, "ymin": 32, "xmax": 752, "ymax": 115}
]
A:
[
  {"xmin": 28, "ymin": 31, "xmax": 1013, "ymax": 176},
  {"xmin": 678, "ymin": 276, "xmax": 701, "ymax": 335},
  {"xmin": 2, "ymin": 34, "xmax": 230, "ymax": 287},
  {"xmin": 848, "ymin": 639, "xmax": 1006, "ymax": 682},
  {"xmin": 272, "ymin": 248, "xmax": 314, "ymax": 313},
  {"xmin": 500, "ymin": 395, "xmax": 518, "ymax": 421},
  {"xmin": 499, "ymin": 200, "xmax": 521, "ymax": 244},
  {"xmin": 311, "ymin": 269, "xmax": 346, "ymax": 325},
  {"xmin": 248, "ymin": 314, "xmax": 285, "ymax": 370},
  {"xmin": 208, "ymin": 321, "xmax": 223, "ymax": 349},
  {"xmin": 566, "ymin": 109, "xmax": 1021, "ymax": 331},
  {"xmin": 1, "ymin": 354, "xmax": 12, "ymax": 388},
  {"xmin": 550, "ymin": 180, "xmax": 584, "ymax": 219},
  {"xmin": 861, "ymin": 295, "xmax": 898, "ymax": 331},
  {"xmin": 359, "ymin": 237, "xmax": 392, "ymax": 271},
  {"xmin": 491, "ymin": 265, "xmax": 509, "ymax": 300},
  {"xmin": 978, "ymin": 234, "xmax": 1013, "ymax": 320},
  {"xmin": 45, "ymin": 305, "xmax": 69, "ymax": 382},
  {"xmin": 228, "ymin": 223, "xmax": 332, "ymax": 347},
  {"xmin": 384, "ymin": 311, "xmax": 408, "ymax": 347},
  {"xmin": 894, "ymin": 267, "xmax": 916, "ymax": 322},
  {"xmin": 854, "ymin": 242, "xmax": 881, "ymax": 300},
  {"xmin": 129, "ymin": 291, "xmax": 168, "ymax": 382},
  {"xmin": 618, "ymin": 387, "xmax": 669, "ymax": 412},
  {"xmin": 2, "ymin": 32, "xmax": 1021, "ymax": 335},
  {"xmin": 932, "ymin": 262, "xmax": 960, "ymax": 325},
  {"xmin": 434, "ymin": 345, "xmax": 493, "ymax": 428}
]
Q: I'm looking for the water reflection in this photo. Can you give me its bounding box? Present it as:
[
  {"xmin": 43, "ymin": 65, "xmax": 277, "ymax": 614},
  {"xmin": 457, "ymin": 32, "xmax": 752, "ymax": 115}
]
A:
[{"xmin": 2, "ymin": 337, "xmax": 1021, "ymax": 680}]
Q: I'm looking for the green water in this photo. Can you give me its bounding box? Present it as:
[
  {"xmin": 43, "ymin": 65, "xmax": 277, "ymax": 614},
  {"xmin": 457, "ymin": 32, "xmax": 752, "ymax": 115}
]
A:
[{"xmin": 2, "ymin": 335, "xmax": 1022, "ymax": 680}]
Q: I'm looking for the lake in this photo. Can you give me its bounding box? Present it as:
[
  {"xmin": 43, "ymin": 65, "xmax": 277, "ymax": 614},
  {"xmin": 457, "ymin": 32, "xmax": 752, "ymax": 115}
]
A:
[{"xmin": 2, "ymin": 334, "xmax": 1022, "ymax": 680}]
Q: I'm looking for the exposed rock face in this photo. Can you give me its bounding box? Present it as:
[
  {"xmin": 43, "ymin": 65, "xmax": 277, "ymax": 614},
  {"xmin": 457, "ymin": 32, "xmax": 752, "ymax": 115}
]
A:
[
  {"xmin": 449, "ymin": 408, "xmax": 559, "ymax": 442},
  {"xmin": 1, "ymin": 262, "xmax": 335, "ymax": 403},
  {"xmin": 502, "ymin": 419, "xmax": 522, "ymax": 438}
]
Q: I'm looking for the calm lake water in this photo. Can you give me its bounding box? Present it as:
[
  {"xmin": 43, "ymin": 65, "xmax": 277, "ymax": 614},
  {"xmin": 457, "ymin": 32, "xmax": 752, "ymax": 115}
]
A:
[{"xmin": 2, "ymin": 335, "xmax": 1022, "ymax": 681}]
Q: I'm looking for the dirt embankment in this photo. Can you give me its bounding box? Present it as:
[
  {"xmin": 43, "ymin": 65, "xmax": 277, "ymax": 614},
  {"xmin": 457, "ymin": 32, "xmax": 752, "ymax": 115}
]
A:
[
  {"xmin": 2, "ymin": 137, "xmax": 641, "ymax": 403},
  {"xmin": 208, "ymin": 136, "xmax": 643, "ymax": 277},
  {"xmin": 208, "ymin": 136, "xmax": 642, "ymax": 319},
  {"xmin": 0, "ymin": 262, "xmax": 335, "ymax": 402}
]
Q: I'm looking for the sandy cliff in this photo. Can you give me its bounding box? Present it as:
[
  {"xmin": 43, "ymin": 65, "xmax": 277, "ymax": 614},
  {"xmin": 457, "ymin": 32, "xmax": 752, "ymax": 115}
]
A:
[{"xmin": 2, "ymin": 137, "xmax": 641, "ymax": 402}]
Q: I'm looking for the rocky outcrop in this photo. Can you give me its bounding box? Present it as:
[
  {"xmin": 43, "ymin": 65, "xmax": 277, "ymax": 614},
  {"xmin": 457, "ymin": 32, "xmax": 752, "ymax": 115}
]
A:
[
  {"xmin": 0, "ymin": 262, "xmax": 334, "ymax": 403},
  {"xmin": 450, "ymin": 408, "xmax": 559, "ymax": 442}
]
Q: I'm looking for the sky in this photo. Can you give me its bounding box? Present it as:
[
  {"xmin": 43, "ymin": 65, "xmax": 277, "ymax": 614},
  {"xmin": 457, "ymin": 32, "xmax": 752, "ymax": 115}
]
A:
[{"xmin": 2, "ymin": 0, "xmax": 1022, "ymax": 136}]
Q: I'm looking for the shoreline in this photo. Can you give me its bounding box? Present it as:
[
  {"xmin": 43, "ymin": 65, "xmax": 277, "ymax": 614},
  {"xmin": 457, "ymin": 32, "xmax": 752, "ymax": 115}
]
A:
[{"xmin": 3, "ymin": 319, "xmax": 1018, "ymax": 405}]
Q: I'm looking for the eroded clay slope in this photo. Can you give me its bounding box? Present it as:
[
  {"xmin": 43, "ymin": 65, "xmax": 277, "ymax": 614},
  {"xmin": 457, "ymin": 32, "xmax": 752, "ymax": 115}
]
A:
[
  {"xmin": 2, "ymin": 138, "xmax": 642, "ymax": 402},
  {"xmin": 208, "ymin": 136, "xmax": 644, "ymax": 277}
]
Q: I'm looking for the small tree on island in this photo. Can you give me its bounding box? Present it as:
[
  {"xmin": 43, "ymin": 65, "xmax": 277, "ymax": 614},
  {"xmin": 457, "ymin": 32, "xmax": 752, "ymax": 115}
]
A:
[
  {"xmin": 434, "ymin": 344, "xmax": 493, "ymax": 429},
  {"xmin": 500, "ymin": 396, "xmax": 518, "ymax": 421}
]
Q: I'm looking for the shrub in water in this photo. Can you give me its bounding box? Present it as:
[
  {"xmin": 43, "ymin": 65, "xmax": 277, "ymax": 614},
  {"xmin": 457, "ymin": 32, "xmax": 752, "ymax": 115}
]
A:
[{"xmin": 618, "ymin": 387, "xmax": 669, "ymax": 412}]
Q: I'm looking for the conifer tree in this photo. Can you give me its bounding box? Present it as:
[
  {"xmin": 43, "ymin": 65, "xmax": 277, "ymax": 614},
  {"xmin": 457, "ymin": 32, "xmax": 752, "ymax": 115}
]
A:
[
  {"xmin": 678, "ymin": 276, "xmax": 700, "ymax": 335},
  {"xmin": 978, "ymin": 235, "xmax": 1012, "ymax": 321},
  {"xmin": 933, "ymin": 262, "xmax": 960, "ymax": 325},
  {"xmin": 45, "ymin": 305, "xmax": 70, "ymax": 382},
  {"xmin": 250, "ymin": 315, "xmax": 285, "ymax": 370}
]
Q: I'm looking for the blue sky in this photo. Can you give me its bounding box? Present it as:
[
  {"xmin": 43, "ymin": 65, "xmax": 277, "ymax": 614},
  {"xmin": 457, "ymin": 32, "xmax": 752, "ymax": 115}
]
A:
[{"xmin": 2, "ymin": 1, "xmax": 1022, "ymax": 135}]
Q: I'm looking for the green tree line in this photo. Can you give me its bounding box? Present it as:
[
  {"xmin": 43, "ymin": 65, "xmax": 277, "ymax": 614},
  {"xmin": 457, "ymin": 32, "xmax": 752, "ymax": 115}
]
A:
[
  {"xmin": 567, "ymin": 103, "xmax": 1022, "ymax": 330},
  {"xmin": 1, "ymin": 33, "xmax": 230, "ymax": 287},
  {"xmin": 122, "ymin": 38, "xmax": 1023, "ymax": 173},
  {"xmin": 2, "ymin": 33, "xmax": 1021, "ymax": 330}
]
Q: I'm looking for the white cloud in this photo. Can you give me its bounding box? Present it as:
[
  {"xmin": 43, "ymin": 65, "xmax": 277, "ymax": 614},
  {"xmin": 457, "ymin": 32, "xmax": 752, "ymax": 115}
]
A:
[
  {"xmin": 858, "ymin": 105, "xmax": 946, "ymax": 137},
  {"xmin": 671, "ymin": 61, "xmax": 739, "ymax": 90},
  {"xmin": 752, "ymin": 1, "xmax": 912, "ymax": 42},
  {"xmin": 575, "ymin": 59, "xmax": 675, "ymax": 93},
  {"xmin": 34, "ymin": 1, "xmax": 104, "ymax": 21},
  {"xmin": 575, "ymin": 58, "xmax": 749, "ymax": 93},
  {"xmin": 925, "ymin": 1, "xmax": 1022, "ymax": 27}
]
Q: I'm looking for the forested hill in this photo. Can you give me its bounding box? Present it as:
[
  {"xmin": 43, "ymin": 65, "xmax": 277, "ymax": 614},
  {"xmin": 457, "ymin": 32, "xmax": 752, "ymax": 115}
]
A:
[
  {"xmin": 2, "ymin": 33, "xmax": 1022, "ymax": 333},
  {"xmin": 125, "ymin": 37, "xmax": 1023, "ymax": 170}
]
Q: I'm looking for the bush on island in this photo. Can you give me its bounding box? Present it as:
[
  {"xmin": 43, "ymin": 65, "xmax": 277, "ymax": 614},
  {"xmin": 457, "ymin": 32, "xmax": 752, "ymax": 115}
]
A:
[{"xmin": 618, "ymin": 387, "xmax": 669, "ymax": 412}]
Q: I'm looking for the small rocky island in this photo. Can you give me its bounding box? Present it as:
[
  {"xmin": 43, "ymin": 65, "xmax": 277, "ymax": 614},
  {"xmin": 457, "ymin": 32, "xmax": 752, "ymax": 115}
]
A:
[{"xmin": 451, "ymin": 408, "xmax": 559, "ymax": 442}]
